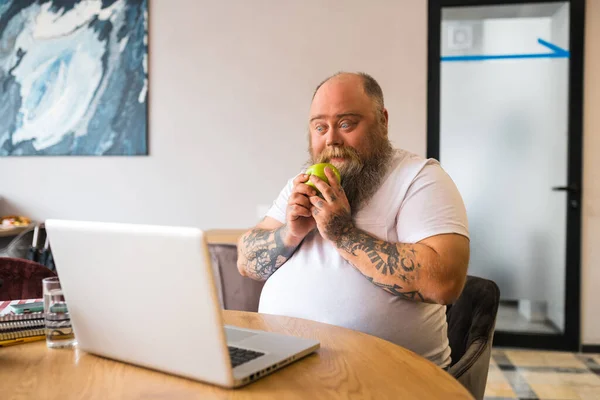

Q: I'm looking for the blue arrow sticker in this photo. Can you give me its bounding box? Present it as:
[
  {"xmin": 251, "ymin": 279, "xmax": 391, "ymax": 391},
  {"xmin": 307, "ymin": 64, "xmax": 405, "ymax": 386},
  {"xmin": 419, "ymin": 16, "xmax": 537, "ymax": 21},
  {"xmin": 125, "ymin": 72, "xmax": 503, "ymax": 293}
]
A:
[{"xmin": 441, "ymin": 38, "xmax": 570, "ymax": 62}]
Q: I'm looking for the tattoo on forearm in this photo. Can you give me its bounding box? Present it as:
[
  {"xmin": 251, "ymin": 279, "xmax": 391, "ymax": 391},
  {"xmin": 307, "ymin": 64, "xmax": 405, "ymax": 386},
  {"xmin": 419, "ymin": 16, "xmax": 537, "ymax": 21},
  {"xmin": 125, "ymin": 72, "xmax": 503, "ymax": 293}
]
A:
[
  {"xmin": 365, "ymin": 277, "xmax": 425, "ymax": 301},
  {"xmin": 240, "ymin": 225, "xmax": 296, "ymax": 280},
  {"xmin": 324, "ymin": 209, "xmax": 353, "ymax": 242},
  {"xmin": 335, "ymin": 227, "xmax": 425, "ymax": 300}
]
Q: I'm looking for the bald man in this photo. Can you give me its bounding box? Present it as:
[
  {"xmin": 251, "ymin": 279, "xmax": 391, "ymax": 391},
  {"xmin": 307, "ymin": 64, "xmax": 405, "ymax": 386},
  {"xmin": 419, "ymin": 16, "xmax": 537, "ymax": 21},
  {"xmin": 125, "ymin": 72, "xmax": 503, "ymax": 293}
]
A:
[{"xmin": 236, "ymin": 72, "xmax": 469, "ymax": 368}]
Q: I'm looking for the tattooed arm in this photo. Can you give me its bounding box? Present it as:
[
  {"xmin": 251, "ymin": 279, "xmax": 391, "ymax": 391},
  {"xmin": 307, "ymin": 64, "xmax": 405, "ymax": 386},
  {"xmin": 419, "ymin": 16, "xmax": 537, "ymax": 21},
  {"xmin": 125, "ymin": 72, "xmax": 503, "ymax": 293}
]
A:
[
  {"xmin": 308, "ymin": 167, "xmax": 469, "ymax": 304},
  {"xmin": 236, "ymin": 217, "xmax": 303, "ymax": 281},
  {"xmin": 333, "ymin": 220, "xmax": 469, "ymax": 304},
  {"xmin": 238, "ymin": 173, "xmax": 319, "ymax": 281}
]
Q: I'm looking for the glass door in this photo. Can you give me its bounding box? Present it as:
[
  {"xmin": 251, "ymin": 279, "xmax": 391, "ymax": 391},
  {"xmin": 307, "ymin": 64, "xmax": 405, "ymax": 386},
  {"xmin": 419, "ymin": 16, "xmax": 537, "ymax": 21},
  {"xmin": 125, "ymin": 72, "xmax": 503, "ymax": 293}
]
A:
[{"xmin": 428, "ymin": 0, "xmax": 584, "ymax": 350}]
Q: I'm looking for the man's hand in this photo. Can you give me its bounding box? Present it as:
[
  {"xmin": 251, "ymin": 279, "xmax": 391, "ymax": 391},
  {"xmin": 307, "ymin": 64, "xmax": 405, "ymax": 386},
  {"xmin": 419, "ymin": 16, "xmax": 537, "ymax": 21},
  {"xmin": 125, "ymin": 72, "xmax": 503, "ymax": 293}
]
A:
[
  {"xmin": 308, "ymin": 167, "xmax": 354, "ymax": 242},
  {"xmin": 286, "ymin": 173, "xmax": 318, "ymax": 240},
  {"xmin": 237, "ymin": 173, "xmax": 320, "ymax": 282}
]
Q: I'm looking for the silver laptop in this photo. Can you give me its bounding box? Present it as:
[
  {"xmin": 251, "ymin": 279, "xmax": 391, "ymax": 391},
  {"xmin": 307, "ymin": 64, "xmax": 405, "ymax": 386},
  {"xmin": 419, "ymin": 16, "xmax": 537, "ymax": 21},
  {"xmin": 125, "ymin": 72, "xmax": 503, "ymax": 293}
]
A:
[{"xmin": 45, "ymin": 219, "xmax": 319, "ymax": 388}]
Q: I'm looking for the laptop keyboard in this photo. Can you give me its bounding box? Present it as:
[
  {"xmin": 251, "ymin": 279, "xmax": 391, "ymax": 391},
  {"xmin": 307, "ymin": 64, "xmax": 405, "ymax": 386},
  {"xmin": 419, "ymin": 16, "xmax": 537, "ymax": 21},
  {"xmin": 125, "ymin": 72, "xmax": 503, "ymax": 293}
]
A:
[{"xmin": 228, "ymin": 346, "xmax": 264, "ymax": 368}]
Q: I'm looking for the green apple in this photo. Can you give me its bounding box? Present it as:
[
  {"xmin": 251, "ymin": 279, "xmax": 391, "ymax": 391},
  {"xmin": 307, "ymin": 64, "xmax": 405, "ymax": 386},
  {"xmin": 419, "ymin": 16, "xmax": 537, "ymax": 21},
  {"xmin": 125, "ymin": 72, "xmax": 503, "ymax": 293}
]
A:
[{"xmin": 305, "ymin": 163, "xmax": 341, "ymax": 192}]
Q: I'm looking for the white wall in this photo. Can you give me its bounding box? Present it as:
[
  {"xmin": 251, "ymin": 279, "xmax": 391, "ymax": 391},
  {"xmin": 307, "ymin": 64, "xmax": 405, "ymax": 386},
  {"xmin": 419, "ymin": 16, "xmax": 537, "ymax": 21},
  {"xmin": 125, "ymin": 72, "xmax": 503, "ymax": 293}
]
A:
[
  {"xmin": 0, "ymin": 0, "xmax": 427, "ymax": 229},
  {"xmin": 581, "ymin": 0, "xmax": 600, "ymax": 346}
]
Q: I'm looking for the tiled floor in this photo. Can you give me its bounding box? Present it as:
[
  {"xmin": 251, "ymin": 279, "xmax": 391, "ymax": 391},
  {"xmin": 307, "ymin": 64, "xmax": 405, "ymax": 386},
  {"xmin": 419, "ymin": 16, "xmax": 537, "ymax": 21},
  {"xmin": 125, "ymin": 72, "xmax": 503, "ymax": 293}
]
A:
[
  {"xmin": 485, "ymin": 349, "xmax": 600, "ymax": 400},
  {"xmin": 496, "ymin": 303, "xmax": 559, "ymax": 334}
]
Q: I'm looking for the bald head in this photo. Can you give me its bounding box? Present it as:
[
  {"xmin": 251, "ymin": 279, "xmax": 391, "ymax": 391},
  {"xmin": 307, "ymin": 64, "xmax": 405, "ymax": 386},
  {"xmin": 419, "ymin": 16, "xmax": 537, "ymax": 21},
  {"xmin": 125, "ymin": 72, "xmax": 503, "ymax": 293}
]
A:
[{"xmin": 312, "ymin": 72, "xmax": 385, "ymax": 115}]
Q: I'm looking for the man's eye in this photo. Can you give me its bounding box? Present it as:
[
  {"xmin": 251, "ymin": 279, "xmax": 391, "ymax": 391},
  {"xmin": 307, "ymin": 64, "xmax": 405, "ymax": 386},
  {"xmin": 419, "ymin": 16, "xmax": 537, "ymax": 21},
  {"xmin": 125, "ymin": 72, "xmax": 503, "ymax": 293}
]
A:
[
  {"xmin": 340, "ymin": 121, "xmax": 356, "ymax": 130},
  {"xmin": 315, "ymin": 125, "xmax": 326, "ymax": 133}
]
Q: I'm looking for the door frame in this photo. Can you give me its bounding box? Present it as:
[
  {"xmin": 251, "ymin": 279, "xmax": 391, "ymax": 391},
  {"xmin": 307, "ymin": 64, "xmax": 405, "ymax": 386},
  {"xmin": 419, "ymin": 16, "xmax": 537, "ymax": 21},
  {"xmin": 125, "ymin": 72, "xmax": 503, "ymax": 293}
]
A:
[{"xmin": 427, "ymin": 0, "xmax": 585, "ymax": 351}]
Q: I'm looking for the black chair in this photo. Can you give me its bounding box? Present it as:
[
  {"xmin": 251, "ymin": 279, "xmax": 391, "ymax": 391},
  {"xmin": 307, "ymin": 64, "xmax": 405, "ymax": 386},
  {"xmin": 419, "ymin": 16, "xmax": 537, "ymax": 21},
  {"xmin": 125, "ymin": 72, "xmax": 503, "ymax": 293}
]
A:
[
  {"xmin": 0, "ymin": 224, "xmax": 55, "ymax": 270},
  {"xmin": 446, "ymin": 275, "xmax": 500, "ymax": 400},
  {"xmin": 0, "ymin": 225, "xmax": 41, "ymax": 259}
]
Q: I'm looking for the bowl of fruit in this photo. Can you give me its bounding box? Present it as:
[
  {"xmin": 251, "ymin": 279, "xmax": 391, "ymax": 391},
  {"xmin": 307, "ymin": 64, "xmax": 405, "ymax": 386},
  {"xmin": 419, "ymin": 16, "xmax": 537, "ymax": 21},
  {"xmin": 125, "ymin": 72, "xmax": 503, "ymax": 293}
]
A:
[{"xmin": 0, "ymin": 215, "xmax": 32, "ymax": 230}]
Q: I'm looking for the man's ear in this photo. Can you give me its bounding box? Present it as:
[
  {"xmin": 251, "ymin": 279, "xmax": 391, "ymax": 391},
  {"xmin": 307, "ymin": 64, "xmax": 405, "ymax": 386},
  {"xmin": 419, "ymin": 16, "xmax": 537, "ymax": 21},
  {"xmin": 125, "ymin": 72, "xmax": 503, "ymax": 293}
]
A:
[{"xmin": 382, "ymin": 108, "xmax": 389, "ymax": 130}]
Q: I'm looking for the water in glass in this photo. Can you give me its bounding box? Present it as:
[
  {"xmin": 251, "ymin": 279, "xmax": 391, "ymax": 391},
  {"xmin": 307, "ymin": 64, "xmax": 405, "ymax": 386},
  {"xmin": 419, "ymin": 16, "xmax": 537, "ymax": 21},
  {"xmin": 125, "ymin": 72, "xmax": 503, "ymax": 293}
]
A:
[{"xmin": 44, "ymin": 288, "xmax": 76, "ymax": 348}]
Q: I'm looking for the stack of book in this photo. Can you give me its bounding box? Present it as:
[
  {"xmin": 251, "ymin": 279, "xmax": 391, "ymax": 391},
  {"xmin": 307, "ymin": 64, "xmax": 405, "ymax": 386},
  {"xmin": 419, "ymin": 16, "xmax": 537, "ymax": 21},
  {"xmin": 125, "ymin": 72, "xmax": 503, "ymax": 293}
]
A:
[{"xmin": 0, "ymin": 299, "xmax": 45, "ymax": 346}]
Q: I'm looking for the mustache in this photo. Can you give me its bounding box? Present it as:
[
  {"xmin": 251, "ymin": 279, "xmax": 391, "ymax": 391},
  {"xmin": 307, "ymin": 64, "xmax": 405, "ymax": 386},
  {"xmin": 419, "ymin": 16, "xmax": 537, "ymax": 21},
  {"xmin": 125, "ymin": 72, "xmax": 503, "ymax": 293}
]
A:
[
  {"xmin": 306, "ymin": 122, "xmax": 394, "ymax": 212},
  {"xmin": 315, "ymin": 146, "xmax": 363, "ymax": 165}
]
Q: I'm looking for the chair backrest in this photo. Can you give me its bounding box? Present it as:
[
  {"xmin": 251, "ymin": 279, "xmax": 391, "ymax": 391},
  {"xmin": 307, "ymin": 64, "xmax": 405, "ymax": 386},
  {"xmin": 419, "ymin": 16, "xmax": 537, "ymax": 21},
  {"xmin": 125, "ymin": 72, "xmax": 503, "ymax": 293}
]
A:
[
  {"xmin": 0, "ymin": 225, "xmax": 56, "ymax": 270},
  {"xmin": 446, "ymin": 275, "xmax": 500, "ymax": 367},
  {"xmin": 0, "ymin": 225, "xmax": 47, "ymax": 259},
  {"xmin": 208, "ymin": 244, "xmax": 265, "ymax": 311},
  {"xmin": 0, "ymin": 257, "xmax": 56, "ymax": 301}
]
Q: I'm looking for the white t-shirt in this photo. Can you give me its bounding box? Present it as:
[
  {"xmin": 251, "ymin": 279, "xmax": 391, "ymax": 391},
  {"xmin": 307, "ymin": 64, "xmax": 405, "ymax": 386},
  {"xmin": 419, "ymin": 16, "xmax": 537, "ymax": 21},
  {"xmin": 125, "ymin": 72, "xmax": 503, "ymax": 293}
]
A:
[{"xmin": 258, "ymin": 149, "xmax": 469, "ymax": 367}]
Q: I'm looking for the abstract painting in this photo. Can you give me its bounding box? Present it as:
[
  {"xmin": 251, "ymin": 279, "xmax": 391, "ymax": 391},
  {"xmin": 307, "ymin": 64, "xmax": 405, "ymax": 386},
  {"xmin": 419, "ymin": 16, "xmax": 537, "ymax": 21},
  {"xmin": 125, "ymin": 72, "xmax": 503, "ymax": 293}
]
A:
[{"xmin": 0, "ymin": 0, "xmax": 148, "ymax": 156}]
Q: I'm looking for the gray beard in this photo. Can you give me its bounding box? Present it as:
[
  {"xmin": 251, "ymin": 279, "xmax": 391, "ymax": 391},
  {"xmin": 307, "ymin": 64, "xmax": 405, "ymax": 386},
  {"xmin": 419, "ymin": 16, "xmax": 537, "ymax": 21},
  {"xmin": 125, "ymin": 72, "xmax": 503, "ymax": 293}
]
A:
[
  {"xmin": 307, "ymin": 131, "xmax": 395, "ymax": 213},
  {"xmin": 339, "ymin": 149, "xmax": 393, "ymax": 212},
  {"xmin": 342, "ymin": 157, "xmax": 391, "ymax": 215}
]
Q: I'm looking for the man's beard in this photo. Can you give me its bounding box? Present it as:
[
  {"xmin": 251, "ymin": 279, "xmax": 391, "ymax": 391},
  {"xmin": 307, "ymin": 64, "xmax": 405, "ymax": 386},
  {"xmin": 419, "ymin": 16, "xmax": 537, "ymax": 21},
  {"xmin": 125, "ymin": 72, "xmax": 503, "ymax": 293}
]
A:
[{"xmin": 307, "ymin": 121, "xmax": 394, "ymax": 212}]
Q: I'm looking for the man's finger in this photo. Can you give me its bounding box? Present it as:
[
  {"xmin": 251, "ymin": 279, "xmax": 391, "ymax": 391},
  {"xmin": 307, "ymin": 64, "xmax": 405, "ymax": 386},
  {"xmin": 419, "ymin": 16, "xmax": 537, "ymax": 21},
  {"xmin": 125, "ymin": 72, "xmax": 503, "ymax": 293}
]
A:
[
  {"xmin": 324, "ymin": 167, "xmax": 342, "ymax": 191},
  {"xmin": 309, "ymin": 196, "xmax": 326, "ymax": 209},
  {"xmin": 294, "ymin": 182, "xmax": 317, "ymax": 197},
  {"xmin": 309, "ymin": 175, "xmax": 335, "ymax": 203},
  {"xmin": 293, "ymin": 173, "xmax": 310, "ymax": 186},
  {"xmin": 289, "ymin": 193, "xmax": 312, "ymax": 209},
  {"xmin": 288, "ymin": 204, "xmax": 312, "ymax": 218}
]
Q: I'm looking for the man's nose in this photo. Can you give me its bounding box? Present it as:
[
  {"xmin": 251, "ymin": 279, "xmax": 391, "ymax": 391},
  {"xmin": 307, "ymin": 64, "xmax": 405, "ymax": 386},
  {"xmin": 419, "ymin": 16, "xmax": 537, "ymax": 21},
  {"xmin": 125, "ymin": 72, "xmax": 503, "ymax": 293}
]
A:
[{"xmin": 325, "ymin": 128, "xmax": 343, "ymax": 147}]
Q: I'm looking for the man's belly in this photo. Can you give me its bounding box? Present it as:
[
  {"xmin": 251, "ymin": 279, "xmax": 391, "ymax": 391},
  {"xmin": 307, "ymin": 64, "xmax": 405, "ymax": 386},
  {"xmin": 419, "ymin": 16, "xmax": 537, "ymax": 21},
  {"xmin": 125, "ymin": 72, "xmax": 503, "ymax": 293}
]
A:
[{"xmin": 257, "ymin": 257, "xmax": 451, "ymax": 367}]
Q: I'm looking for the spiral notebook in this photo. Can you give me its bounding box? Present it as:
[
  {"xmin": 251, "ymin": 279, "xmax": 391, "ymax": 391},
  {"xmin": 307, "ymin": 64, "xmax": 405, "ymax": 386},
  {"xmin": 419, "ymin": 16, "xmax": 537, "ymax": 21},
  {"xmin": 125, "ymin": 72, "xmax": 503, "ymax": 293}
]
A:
[
  {"xmin": 0, "ymin": 299, "xmax": 45, "ymax": 346},
  {"xmin": 0, "ymin": 299, "xmax": 44, "ymax": 321},
  {"xmin": 0, "ymin": 327, "xmax": 45, "ymax": 342}
]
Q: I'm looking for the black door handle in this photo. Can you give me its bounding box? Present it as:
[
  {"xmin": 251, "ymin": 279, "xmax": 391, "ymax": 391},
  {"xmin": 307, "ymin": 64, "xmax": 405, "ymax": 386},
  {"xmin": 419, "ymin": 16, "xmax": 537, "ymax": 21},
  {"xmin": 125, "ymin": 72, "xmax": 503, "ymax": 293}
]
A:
[{"xmin": 552, "ymin": 184, "xmax": 580, "ymax": 193}]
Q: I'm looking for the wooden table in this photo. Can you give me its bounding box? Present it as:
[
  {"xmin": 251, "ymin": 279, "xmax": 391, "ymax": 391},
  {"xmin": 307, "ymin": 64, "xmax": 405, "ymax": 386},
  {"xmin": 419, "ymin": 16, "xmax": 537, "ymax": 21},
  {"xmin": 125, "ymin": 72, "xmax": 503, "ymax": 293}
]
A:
[
  {"xmin": 0, "ymin": 311, "xmax": 473, "ymax": 399},
  {"xmin": 205, "ymin": 229, "xmax": 247, "ymax": 245}
]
